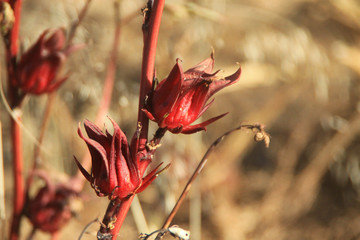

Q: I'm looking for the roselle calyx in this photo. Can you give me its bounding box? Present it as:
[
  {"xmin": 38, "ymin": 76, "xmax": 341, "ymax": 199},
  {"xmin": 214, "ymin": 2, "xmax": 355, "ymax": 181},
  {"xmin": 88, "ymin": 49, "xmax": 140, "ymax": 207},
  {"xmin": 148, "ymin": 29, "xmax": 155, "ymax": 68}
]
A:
[
  {"xmin": 25, "ymin": 172, "xmax": 80, "ymax": 233},
  {"xmin": 143, "ymin": 52, "xmax": 241, "ymax": 134},
  {"xmin": 15, "ymin": 28, "xmax": 81, "ymax": 95},
  {"xmin": 75, "ymin": 117, "xmax": 162, "ymax": 199}
]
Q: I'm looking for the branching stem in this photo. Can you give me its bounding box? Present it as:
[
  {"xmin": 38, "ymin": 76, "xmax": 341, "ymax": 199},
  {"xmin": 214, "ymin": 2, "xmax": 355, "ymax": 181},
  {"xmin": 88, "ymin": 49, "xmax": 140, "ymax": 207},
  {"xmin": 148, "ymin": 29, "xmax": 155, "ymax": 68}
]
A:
[{"xmin": 155, "ymin": 124, "xmax": 269, "ymax": 240}]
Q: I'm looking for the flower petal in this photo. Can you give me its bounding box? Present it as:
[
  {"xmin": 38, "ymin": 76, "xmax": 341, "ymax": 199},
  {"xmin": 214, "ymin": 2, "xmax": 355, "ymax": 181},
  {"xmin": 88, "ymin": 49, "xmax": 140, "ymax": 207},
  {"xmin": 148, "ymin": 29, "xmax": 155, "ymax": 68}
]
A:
[
  {"xmin": 180, "ymin": 112, "xmax": 228, "ymax": 134},
  {"xmin": 108, "ymin": 122, "xmax": 119, "ymax": 195},
  {"xmin": 207, "ymin": 67, "xmax": 241, "ymax": 98},
  {"xmin": 78, "ymin": 123, "xmax": 109, "ymax": 178},
  {"xmin": 152, "ymin": 60, "xmax": 183, "ymax": 119},
  {"xmin": 197, "ymin": 98, "xmax": 215, "ymax": 119},
  {"xmin": 136, "ymin": 163, "xmax": 169, "ymax": 193},
  {"xmin": 107, "ymin": 117, "xmax": 133, "ymax": 168},
  {"xmin": 44, "ymin": 28, "xmax": 66, "ymax": 51},
  {"xmin": 184, "ymin": 51, "xmax": 215, "ymax": 78},
  {"xmin": 225, "ymin": 67, "xmax": 242, "ymax": 81},
  {"xmin": 73, "ymin": 157, "xmax": 92, "ymax": 182},
  {"xmin": 83, "ymin": 119, "xmax": 108, "ymax": 142}
]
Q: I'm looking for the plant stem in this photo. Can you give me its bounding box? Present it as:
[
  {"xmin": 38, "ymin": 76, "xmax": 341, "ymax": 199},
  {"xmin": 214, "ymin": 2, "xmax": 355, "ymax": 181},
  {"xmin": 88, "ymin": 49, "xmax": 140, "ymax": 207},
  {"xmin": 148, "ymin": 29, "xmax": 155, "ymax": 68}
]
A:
[
  {"xmin": 33, "ymin": 93, "xmax": 56, "ymax": 169},
  {"xmin": 5, "ymin": 1, "xmax": 24, "ymax": 239},
  {"xmin": 98, "ymin": 1, "xmax": 166, "ymax": 238},
  {"xmin": 136, "ymin": 0, "xmax": 165, "ymax": 153},
  {"xmin": 160, "ymin": 152, "xmax": 208, "ymax": 231},
  {"xmin": 7, "ymin": 0, "xmax": 22, "ymax": 57},
  {"xmin": 66, "ymin": 0, "xmax": 92, "ymax": 48},
  {"xmin": 10, "ymin": 113, "xmax": 24, "ymax": 240},
  {"xmin": 97, "ymin": 195, "xmax": 135, "ymax": 240}
]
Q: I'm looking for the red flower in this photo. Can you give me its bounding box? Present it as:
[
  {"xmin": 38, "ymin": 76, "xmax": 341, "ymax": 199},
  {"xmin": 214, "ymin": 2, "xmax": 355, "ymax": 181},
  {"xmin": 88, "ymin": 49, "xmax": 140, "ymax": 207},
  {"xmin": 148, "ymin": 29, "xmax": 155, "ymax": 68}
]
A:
[
  {"xmin": 25, "ymin": 172, "xmax": 80, "ymax": 233},
  {"xmin": 75, "ymin": 117, "xmax": 162, "ymax": 199},
  {"xmin": 15, "ymin": 28, "xmax": 80, "ymax": 95},
  {"xmin": 143, "ymin": 53, "xmax": 241, "ymax": 134}
]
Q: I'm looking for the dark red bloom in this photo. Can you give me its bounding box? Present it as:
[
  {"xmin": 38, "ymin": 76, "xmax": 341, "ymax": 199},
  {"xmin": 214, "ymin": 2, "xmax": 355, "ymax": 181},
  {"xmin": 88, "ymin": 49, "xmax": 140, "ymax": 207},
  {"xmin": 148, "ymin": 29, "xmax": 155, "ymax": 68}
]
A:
[
  {"xmin": 25, "ymin": 172, "xmax": 80, "ymax": 233},
  {"xmin": 143, "ymin": 53, "xmax": 241, "ymax": 134},
  {"xmin": 75, "ymin": 117, "xmax": 162, "ymax": 199},
  {"xmin": 15, "ymin": 28, "xmax": 80, "ymax": 95}
]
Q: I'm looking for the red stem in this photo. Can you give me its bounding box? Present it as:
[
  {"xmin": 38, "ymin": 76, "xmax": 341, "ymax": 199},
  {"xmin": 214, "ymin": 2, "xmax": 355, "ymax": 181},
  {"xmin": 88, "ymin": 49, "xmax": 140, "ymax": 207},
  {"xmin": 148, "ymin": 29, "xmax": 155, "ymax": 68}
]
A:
[
  {"xmin": 136, "ymin": 0, "xmax": 165, "ymax": 151},
  {"xmin": 8, "ymin": 0, "xmax": 22, "ymax": 57},
  {"xmin": 98, "ymin": 1, "xmax": 165, "ymax": 239},
  {"xmin": 109, "ymin": 197, "xmax": 134, "ymax": 239},
  {"xmin": 98, "ymin": 196, "xmax": 135, "ymax": 240},
  {"xmin": 6, "ymin": 1, "xmax": 24, "ymax": 240}
]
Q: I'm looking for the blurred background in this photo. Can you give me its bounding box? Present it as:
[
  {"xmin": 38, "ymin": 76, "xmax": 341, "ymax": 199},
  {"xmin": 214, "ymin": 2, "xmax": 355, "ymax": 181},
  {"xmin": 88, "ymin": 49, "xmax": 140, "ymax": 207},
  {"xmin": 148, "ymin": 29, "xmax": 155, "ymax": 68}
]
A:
[{"xmin": 2, "ymin": 0, "xmax": 360, "ymax": 239}]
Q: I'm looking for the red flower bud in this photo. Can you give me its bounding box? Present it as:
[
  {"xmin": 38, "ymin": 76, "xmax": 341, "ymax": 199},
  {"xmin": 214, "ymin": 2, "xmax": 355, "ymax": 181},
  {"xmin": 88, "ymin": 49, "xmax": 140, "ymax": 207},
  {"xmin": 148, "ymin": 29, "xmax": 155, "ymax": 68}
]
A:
[
  {"xmin": 15, "ymin": 28, "xmax": 81, "ymax": 95},
  {"xmin": 143, "ymin": 53, "xmax": 241, "ymax": 134},
  {"xmin": 25, "ymin": 172, "xmax": 80, "ymax": 233},
  {"xmin": 75, "ymin": 117, "xmax": 162, "ymax": 199}
]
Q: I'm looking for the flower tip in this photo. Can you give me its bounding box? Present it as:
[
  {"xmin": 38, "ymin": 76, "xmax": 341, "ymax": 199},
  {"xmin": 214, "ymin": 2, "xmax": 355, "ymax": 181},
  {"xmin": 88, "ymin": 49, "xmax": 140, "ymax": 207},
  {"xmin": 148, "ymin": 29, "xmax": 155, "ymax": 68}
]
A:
[
  {"xmin": 225, "ymin": 66, "xmax": 241, "ymax": 82},
  {"xmin": 44, "ymin": 28, "xmax": 66, "ymax": 50},
  {"xmin": 210, "ymin": 47, "xmax": 215, "ymax": 60},
  {"xmin": 136, "ymin": 163, "xmax": 171, "ymax": 194},
  {"xmin": 222, "ymin": 112, "xmax": 229, "ymax": 117},
  {"xmin": 105, "ymin": 115, "xmax": 115, "ymax": 124},
  {"xmin": 73, "ymin": 156, "xmax": 92, "ymax": 182},
  {"xmin": 158, "ymin": 163, "xmax": 171, "ymax": 174},
  {"xmin": 77, "ymin": 122, "xmax": 83, "ymax": 136},
  {"xmin": 235, "ymin": 63, "xmax": 242, "ymax": 72},
  {"xmin": 107, "ymin": 116, "xmax": 122, "ymax": 133},
  {"xmin": 78, "ymin": 119, "xmax": 96, "ymax": 138},
  {"xmin": 82, "ymin": 119, "xmax": 94, "ymax": 129}
]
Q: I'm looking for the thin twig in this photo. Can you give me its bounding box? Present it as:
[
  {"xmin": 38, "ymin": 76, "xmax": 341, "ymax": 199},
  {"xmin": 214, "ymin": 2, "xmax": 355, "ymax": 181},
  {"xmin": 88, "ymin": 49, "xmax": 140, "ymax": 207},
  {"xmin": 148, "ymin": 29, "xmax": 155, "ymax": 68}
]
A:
[
  {"xmin": 66, "ymin": 0, "xmax": 92, "ymax": 48},
  {"xmin": 0, "ymin": 82, "xmax": 40, "ymax": 145},
  {"xmin": 155, "ymin": 124, "xmax": 269, "ymax": 239},
  {"xmin": 78, "ymin": 218, "xmax": 99, "ymax": 240},
  {"xmin": 0, "ymin": 66, "xmax": 41, "ymax": 146},
  {"xmin": 32, "ymin": 93, "xmax": 56, "ymax": 170}
]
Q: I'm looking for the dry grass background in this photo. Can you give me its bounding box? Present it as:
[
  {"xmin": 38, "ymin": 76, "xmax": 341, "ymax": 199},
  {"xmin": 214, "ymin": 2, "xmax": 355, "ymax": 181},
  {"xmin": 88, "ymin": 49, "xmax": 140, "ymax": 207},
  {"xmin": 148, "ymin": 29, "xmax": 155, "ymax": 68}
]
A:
[{"xmin": 1, "ymin": 0, "xmax": 360, "ymax": 239}]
